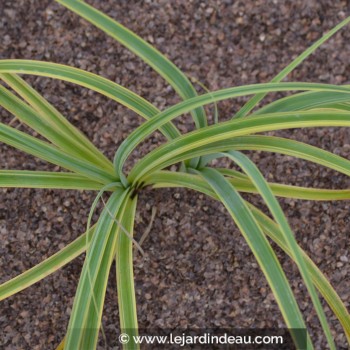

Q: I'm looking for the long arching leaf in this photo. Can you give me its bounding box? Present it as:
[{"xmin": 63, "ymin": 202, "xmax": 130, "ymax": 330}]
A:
[
  {"xmin": 0, "ymin": 227, "xmax": 93, "ymax": 301},
  {"xmin": 65, "ymin": 189, "xmax": 128, "ymax": 350},
  {"xmin": 0, "ymin": 122, "xmax": 116, "ymax": 184},
  {"xmin": 234, "ymin": 16, "xmax": 350, "ymax": 118},
  {"xmin": 129, "ymin": 111, "xmax": 350, "ymax": 183},
  {"xmin": 112, "ymin": 83, "xmax": 350, "ymax": 181},
  {"xmin": 224, "ymin": 151, "xmax": 335, "ymax": 349},
  {"xmin": 194, "ymin": 167, "xmax": 312, "ymax": 349},
  {"xmin": 146, "ymin": 171, "xmax": 350, "ymax": 342},
  {"xmin": 0, "ymin": 73, "xmax": 113, "ymax": 171},
  {"xmin": 254, "ymin": 90, "xmax": 350, "ymax": 115},
  {"xmin": 55, "ymin": 0, "xmax": 207, "ymax": 129},
  {"xmin": 115, "ymin": 196, "xmax": 139, "ymax": 350},
  {"xmin": 0, "ymin": 60, "xmax": 180, "ymax": 141},
  {"xmin": 0, "ymin": 170, "xmax": 104, "ymax": 190},
  {"xmin": 135, "ymin": 133, "xmax": 350, "ymax": 185},
  {"xmin": 146, "ymin": 170, "xmax": 350, "ymax": 201}
]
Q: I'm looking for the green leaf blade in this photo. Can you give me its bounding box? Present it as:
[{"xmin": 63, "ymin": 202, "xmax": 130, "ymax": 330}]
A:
[
  {"xmin": 115, "ymin": 196, "xmax": 139, "ymax": 350},
  {"xmin": 0, "ymin": 73, "xmax": 114, "ymax": 172},
  {"xmin": 112, "ymin": 82, "xmax": 350, "ymax": 181},
  {"xmin": 55, "ymin": 0, "xmax": 207, "ymax": 129},
  {"xmin": 149, "ymin": 171, "xmax": 350, "ymax": 344},
  {"xmin": 234, "ymin": 16, "xmax": 350, "ymax": 118},
  {"xmin": 0, "ymin": 122, "xmax": 116, "ymax": 184},
  {"xmin": 225, "ymin": 151, "xmax": 335, "ymax": 349},
  {"xmin": 195, "ymin": 167, "xmax": 312, "ymax": 349},
  {"xmin": 254, "ymin": 90, "xmax": 350, "ymax": 115},
  {"xmin": 0, "ymin": 60, "xmax": 181, "ymax": 141},
  {"xmin": 248, "ymin": 204, "xmax": 350, "ymax": 343},
  {"xmin": 217, "ymin": 168, "xmax": 350, "ymax": 201},
  {"xmin": 129, "ymin": 110, "xmax": 350, "ymax": 183},
  {"xmin": 0, "ymin": 170, "xmax": 104, "ymax": 190},
  {"xmin": 65, "ymin": 189, "xmax": 128, "ymax": 350},
  {"xmin": 0, "ymin": 228, "xmax": 92, "ymax": 301}
]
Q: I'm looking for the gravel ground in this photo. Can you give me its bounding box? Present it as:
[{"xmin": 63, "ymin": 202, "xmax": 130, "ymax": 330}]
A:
[{"xmin": 1, "ymin": 0, "xmax": 350, "ymax": 349}]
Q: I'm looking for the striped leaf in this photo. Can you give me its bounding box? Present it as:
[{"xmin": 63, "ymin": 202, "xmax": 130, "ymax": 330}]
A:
[
  {"xmin": 0, "ymin": 170, "xmax": 104, "ymax": 190},
  {"xmin": 65, "ymin": 189, "xmax": 128, "ymax": 350},
  {"xmin": 0, "ymin": 122, "xmax": 116, "ymax": 184},
  {"xmin": 0, "ymin": 73, "xmax": 113, "ymax": 171},
  {"xmin": 234, "ymin": 16, "xmax": 350, "ymax": 118},
  {"xmin": 115, "ymin": 196, "xmax": 139, "ymax": 350},
  {"xmin": 0, "ymin": 227, "xmax": 93, "ymax": 301},
  {"xmin": 128, "ymin": 111, "xmax": 350, "ymax": 183},
  {"xmin": 0, "ymin": 60, "xmax": 180, "ymax": 141},
  {"xmin": 141, "ymin": 134, "xmax": 350, "ymax": 183},
  {"xmin": 113, "ymin": 82, "xmax": 350, "ymax": 181},
  {"xmin": 224, "ymin": 151, "xmax": 335, "ymax": 349},
  {"xmin": 148, "ymin": 171, "xmax": 350, "ymax": 342},
  {"xmin": 195, "ymin": 167, "xmax": 312, "ymax": 349},
  {"xmin": 55, "ymin": 0, "xmax": 207, "ymax": 129},
  {"xmin": 254, "ymin": 90, "xmax": 350, "ymax": 115},
  {"xmin": 146, "ymin": 170, "xmax": 350, "ymax": 201}
]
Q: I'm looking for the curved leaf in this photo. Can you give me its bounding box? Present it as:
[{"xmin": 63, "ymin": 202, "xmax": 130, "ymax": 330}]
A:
[
  {"xmin": 147, "ymin": 171, "xmax": 350, "ymax": 343},
  {"xmin": 146, "ymin": 170, "xmax": 350, "ymax": 201},
  {"xmin": 0, "ymin": 227, "xmax": 93, "ymax": 301},
  {"xmin": 0, "ymin": 170, "xmax": 104, "ymax": 190},
  {"xmin": 254, "ymin": 90, "xmax": 350, "ymax": 115},
  {"xmin": 149, "ymin": 134, "xmax": 350, "ymax": 181},
  {"xmin": 0, "ymin": 73, "xmax": 113, "ymax": 171},
  {"xmin": 234, "ymin": 16, "xmax": 350, "ymax": 118},
  {"xmin": 224, "ymin": 151, "xmax": 335, "ymax": 349},
  {"xmin": 0, "ymin": 60, "xmax": 180, "ymax": 141},
  {"xmin": 0, "ymin": 122, "xmax": 116, "ymax": 184},
  {"xmin": 129, "ymin": 111, "xmax": 350, "ymax": 183},
  {"xmin": 55, "ymin": 0, "xmax": 207, "ymax": 129},
  {"xmin": 65, "ymin": 189, "xmax": 128, "ymax": 349},
  {"xmin": 113, "ymin": 83, "xmax": 350, "ymax": 182},
  {"xmin": 194, "ymin": 167, "xmax": 312, "ymax": 349}
]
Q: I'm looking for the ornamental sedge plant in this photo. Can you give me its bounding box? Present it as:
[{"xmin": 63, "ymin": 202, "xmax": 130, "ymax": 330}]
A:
[{"xmin": 0, "ymin": 1, "xmax": 350, "ymax": 349}]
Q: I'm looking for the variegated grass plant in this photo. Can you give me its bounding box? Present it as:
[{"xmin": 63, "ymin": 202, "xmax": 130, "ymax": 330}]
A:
[{"xmin": 0, "ymin": 1, "xmax": 350, "ymax": 349}]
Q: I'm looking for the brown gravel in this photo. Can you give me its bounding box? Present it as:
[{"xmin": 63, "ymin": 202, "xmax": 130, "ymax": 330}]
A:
[{"xmin": 1, "ymin": 0, "xmax": 350, "ymax": 349}]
